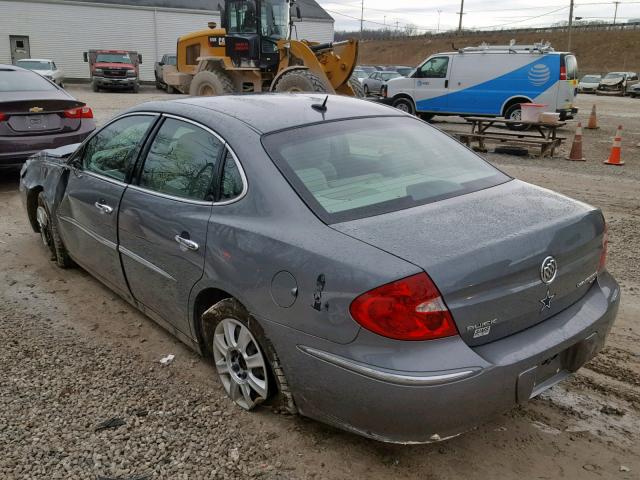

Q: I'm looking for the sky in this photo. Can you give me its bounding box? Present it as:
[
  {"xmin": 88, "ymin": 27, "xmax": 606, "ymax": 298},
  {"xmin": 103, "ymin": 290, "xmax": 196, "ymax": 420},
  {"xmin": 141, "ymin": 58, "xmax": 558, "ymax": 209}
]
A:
[{"xmin": 316, "ymin": 0, "xmax": 640, "ymax": 32}]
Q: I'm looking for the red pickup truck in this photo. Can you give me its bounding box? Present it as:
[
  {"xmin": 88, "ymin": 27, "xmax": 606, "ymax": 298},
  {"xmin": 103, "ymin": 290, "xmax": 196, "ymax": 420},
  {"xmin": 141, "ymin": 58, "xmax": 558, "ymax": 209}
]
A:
[{"xmin": 83, "ymin": 50, "xmax": 142, "ymax": 93}]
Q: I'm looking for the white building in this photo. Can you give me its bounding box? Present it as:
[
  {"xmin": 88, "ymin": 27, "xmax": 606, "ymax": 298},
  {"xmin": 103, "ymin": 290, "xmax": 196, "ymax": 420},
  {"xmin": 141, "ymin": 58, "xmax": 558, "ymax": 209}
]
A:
[{"xmin": 0, "ymin": 0, "xmax": 334, "ymax": 81}]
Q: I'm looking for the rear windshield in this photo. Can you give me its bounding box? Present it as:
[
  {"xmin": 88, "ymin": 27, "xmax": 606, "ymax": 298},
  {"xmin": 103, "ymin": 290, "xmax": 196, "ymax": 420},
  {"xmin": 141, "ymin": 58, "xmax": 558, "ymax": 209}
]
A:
[
  {"xmin": 262, "ymin": 117, "xmax": 510, "ymax": 223},
  {"xmin": 16, "ymin": 60, "xmax": 52, "ymax": 70},
  {"xmin": 0, "ymin": 70, "xmax": 56, "ymax": 92},
  {"xmin": 563, "ymin": 54, "xmax": 578, "ymax": 80},
  {"xmin": 96, "ymin": 53, "xmax": 131, "ymax": 63}
]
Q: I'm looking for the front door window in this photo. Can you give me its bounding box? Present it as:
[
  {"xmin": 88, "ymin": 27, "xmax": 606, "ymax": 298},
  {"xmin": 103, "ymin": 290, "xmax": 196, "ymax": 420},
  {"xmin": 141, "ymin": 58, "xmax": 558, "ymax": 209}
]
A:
[
  {"xmin": 81, "ymin": 115, "xmax": 155, "ymax": 181},
  {"xmin": 417, "ymin": 57, "xmax": 449, "ymax": 79}
]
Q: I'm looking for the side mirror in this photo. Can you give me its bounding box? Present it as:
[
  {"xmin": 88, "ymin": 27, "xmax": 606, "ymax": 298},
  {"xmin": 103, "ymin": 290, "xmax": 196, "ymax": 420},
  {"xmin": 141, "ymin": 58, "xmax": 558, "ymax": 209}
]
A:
[
  {"xmin": 296, "ymin": 5, "xmax": 302, "ymax": 19},
  {"xmin": 158, "ymin": 61, "xmax": 164, "ymax": 66},
  {"xmin": 83, "ymin": 52, "xmax": 88, "ymax": 63},
  {"xmin": 138, "ymin": 54, "xmax": 143, "ymax": 64}
]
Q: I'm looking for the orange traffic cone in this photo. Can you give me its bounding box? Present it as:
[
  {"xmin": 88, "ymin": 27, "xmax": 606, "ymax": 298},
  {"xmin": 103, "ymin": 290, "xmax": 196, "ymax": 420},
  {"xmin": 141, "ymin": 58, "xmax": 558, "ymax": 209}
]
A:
[
  {"xmin": 566, "ymin": 122, "xmax": 585, "ymax": 161},
  {"xmin": 585, "ymin": 104, "xmax": 599, "ymax": 129},
  {"xmin": 604, "ymin": 125, "xmax": 624, "ymax": 166}
]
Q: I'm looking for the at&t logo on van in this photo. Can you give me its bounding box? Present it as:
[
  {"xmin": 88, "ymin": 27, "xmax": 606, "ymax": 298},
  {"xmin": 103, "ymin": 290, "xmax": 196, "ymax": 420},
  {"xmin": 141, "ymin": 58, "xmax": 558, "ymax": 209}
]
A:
[{"xmin": 528, "ymin": 63, "xmax": 551, "ymax": 86}]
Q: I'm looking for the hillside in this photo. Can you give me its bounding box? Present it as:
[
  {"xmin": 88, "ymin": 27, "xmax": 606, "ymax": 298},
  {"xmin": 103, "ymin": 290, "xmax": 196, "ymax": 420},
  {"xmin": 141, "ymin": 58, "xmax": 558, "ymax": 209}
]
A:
[{"xmin": 357, "ymin": 29, "xmax": 640, "ymax": 74}]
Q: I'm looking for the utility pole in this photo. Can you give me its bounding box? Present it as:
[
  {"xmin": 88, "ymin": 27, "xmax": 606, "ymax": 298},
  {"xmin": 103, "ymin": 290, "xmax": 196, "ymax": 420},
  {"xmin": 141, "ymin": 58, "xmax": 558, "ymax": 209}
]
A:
[
  {"xmin": 613, "ymin": 1, "xmax": 621, "ymax": 25},
  {"xmin": 437, "ymin": 9, "xmax": 442, "ymax": 33},
  {"xmin": 457, "ymin": 0, "xmax": 464, "ymax": 32},
  {"xmin": 360, "ymin": 0, "xmax": 364, "ymax": 40},
  {"xmin": 567, "ymin": 0, "xmax": 574, "ymax": 52}
]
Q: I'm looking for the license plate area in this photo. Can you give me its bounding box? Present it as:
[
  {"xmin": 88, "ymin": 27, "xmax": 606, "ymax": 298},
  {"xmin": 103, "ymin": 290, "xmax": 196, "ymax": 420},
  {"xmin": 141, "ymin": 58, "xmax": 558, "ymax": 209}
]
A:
[
  {"xmin": 8, "ymin": 114, "xmax": 61, "ymax": 132},
  {"xmin": 516, "ymin": 332, "xmax": 599, "ymax": 403}
]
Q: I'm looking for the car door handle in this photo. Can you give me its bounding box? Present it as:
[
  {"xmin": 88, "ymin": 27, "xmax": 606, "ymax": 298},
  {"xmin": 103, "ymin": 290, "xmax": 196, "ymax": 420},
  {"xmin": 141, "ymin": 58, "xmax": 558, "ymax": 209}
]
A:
[
  {"xmin": 174, "ymin": 234, "xmax": 199, "ymax": 252},
  {"xmin": 94, "ymin": 201, "xmax": 113, "ymax": 215}
]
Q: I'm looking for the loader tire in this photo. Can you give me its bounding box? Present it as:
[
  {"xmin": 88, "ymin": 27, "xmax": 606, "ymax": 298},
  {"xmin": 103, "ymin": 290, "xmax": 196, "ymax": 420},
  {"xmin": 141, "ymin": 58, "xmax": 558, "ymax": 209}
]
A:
[
  {"xmin": 189, "ymin": 70, "xmax": 234, "ymax": 96},
  {"xmin": 273, "ymin": 70, "xmax": 327, "ymax": 93},
  {"xmin": 348, "ymin": 76, "xmax": 365, "ymax": 98}
]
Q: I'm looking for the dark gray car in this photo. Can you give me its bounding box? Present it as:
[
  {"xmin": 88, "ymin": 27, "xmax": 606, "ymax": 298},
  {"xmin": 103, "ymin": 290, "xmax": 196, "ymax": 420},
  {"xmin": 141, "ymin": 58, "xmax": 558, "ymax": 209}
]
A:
[
  {"xmin": 0, "ymin": 64, "xmax": 95, "ymax": 167},
  {"xmin": 19, "ymin": 94, "xmax": 619, "ymax": 443}
]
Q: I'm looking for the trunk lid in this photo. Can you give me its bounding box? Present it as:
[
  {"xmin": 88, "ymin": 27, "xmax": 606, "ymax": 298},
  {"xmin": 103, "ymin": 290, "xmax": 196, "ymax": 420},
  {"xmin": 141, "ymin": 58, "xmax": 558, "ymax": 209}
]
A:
[
  {"xmin": 332, "ymin": 180, "xmax": 604, "ymax": 346},
  {"xmin": 0, "ymin": 92, "xmax": 83, "ymax": 136}
]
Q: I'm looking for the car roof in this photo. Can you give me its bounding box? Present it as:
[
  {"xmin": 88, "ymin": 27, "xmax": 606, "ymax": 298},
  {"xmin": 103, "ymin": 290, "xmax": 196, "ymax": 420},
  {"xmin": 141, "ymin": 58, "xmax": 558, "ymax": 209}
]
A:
[
  {"xmin": 132, "ymin": 94, "xmax": 403, "ymax": 134},
  {"xmin": 17, "ymin": 58, "xmax": 53, "ymax": 62}
]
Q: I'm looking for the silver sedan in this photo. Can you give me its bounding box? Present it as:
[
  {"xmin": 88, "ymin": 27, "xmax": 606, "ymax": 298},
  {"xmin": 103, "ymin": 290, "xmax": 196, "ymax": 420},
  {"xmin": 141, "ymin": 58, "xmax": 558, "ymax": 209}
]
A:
[{"xmin": 362, "ymin": 70, "xmax": 401, "ymax": 96}]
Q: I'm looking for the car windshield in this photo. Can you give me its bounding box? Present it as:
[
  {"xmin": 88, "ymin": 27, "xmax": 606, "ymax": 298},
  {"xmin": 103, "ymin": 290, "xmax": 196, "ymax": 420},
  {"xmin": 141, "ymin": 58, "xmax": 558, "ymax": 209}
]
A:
[
  {"xmin": 581, "ymin": 75, "xmax": 600, "ymax": 82},
  {"xmin": 262, "ymin": 117, "xmax": 510, "ymax": 223},
  {"xmin": 16, "ymin": 60, "xmax": 52, "ymax": 70},
  {"xmin": 354, "ymin": 70, "xmax": 367, "ymax": 79},
  {"xmin": 96, "ymin": 53, "xmax": 131, "ymax": 63},
  {"xmin": 604, "ymin": 73, "xmax": 625, "ymax": 79},
  {"xmin": 0, "ymin": 69, "xmax": 56, "ymax": 92},
  {"xmin": 381, "ymin": 72, "xmax": 401, "ymax": 81}
]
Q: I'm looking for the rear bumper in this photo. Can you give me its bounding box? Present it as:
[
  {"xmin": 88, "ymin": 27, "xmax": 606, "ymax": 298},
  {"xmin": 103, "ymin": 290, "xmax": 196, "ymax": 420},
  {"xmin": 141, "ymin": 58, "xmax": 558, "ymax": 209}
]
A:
[
  {"xmin": 0, "ymin": 121, "xmax": 94, "ymax": 167},
  {"xmin": 260, "ymin": 272, "xmax": 619, "ymax": 443},
  {"xmin": 94, "ymin": 76, "xmax": 138, "ymax": 89},
  {"xmin": 557, "ymin": 107, "xmax": 578, "ymax": 120}
]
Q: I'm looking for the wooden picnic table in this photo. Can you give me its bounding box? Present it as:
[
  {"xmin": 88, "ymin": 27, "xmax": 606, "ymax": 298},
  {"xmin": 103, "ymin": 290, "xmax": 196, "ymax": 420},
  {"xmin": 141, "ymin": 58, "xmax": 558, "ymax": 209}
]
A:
[{"xmin": 454, "ymin": 116, "xmax": 567, "ymax": 158}]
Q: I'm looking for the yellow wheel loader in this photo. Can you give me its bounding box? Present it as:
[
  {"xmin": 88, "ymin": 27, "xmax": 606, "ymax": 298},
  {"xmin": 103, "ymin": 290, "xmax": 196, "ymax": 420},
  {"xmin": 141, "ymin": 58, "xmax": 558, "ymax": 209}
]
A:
[{"xmin": 163, "ymin": 0, "xmax": 364, "ymax": 97}]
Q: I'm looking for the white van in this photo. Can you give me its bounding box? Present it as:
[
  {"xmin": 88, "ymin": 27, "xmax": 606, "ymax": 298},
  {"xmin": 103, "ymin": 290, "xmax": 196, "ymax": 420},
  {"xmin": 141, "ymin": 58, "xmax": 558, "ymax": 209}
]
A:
[{"xmin": 382, "ymin": 43, "xmax": 578, "ymax": 122}]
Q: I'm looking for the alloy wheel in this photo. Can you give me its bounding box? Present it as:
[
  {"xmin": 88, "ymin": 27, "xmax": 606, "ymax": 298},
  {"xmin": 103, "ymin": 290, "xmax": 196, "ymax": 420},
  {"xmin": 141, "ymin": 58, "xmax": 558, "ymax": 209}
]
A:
[{"xmin": 212, "ymin": 318, "xmax": 269, "ymax": 410}]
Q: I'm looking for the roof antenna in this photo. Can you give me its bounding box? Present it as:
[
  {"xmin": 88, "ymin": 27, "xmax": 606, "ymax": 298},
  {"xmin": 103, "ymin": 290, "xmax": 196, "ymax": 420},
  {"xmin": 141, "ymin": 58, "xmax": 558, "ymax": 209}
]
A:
[{"xmin": 312, "ymin": 95, "xmax": 329, "ymax": 112}]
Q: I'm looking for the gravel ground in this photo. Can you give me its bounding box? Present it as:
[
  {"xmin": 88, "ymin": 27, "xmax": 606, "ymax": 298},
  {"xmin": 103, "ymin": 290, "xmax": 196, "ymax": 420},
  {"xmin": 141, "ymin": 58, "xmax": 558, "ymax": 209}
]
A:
[{"xmin": 1, "ymin": 87, "xmax": 639, "ymax": 479}]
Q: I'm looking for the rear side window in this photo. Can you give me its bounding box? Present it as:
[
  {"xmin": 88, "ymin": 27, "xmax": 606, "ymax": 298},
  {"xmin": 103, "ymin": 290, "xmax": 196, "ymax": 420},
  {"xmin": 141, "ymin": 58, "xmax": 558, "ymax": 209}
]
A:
[
  {"xmin": 0, "ymin": 70, "xmax": 55, "ymax": 92},
  {"xmin": 220, "ymin": 150, "xmax": 244, "ymax": 200},
  {"xmin": 139, "ymin": 118, "xmax": 223, "ymax": 201},
  {"xmin": 185, "ymin": 44, "xmax": 201, "ymax": 65},
  {"xmin": 82, "ymin": 115, "xmax": 155, "ymax": 181},
  {"xmin": 262, "ymin": 117, "xmax": 509, "ymax": 223}
]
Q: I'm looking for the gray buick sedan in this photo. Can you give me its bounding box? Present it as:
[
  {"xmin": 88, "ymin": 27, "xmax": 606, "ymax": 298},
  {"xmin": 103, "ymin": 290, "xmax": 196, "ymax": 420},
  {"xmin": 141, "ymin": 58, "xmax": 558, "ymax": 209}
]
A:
[{"xmin": 20, "ymin": 94, "xmax": 619, "ymax": 443}]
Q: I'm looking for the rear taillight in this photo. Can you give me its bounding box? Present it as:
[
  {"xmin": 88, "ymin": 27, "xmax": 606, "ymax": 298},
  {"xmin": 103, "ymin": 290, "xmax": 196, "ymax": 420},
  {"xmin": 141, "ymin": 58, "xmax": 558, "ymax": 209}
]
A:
[
  {"xmin": 349, "ymin": 273, "xmax": 458, "ymax": 341},
  {"xmin": 0, "ymin": 112, "xmax": 7, "ymax": 121},
  {"xmin": 598, "ymin": 222, "xmax": 608, "ymax": 274},
  {"xmin": 560, "ymin": 66, "xmax": 567, "ymax": 80},
  {"xmin": 63, "ymin": 106, "xmax": 93, "ymax": 119}
]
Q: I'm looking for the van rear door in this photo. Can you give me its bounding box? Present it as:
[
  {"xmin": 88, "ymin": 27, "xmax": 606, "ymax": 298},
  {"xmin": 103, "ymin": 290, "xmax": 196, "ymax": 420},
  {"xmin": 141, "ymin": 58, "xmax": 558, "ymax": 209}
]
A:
[{"xmin": 557, "ymin": 54, "xmax": 578, "ymax": 110}]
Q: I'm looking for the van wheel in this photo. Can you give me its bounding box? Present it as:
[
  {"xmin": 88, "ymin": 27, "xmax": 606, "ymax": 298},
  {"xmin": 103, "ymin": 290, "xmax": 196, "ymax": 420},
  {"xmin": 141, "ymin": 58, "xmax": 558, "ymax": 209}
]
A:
[
  {"xmin": 392, "ymin": 97, "xmax": 415, "ymax": 115},
  {"xmin": 504, "ymin": 104, "xmax": 528, "ymax": 131}
]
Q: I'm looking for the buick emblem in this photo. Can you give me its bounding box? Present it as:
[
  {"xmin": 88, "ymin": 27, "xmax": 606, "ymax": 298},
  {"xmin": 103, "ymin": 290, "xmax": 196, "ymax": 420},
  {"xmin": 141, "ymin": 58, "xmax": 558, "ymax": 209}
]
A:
[{"xmin": 540, "ymin": 256, "xmax": 558, "ymax": 284}]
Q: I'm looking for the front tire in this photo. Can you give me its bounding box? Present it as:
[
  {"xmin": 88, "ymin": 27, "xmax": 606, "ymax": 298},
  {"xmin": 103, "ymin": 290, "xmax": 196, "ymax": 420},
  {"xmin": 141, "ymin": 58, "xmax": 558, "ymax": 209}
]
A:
[
  {"xmin": 392, "ymin": 97, "xmax": 415, "ymax": 115},
  {"xmin": 36, "ymin": 193, "xmax": 74, "ymax": 268},
  {"xmin": 189, "ymin": 69, "xmax": 235, "ymax": 96},
  {"xmin": 273, "ymin": 70, "xmax": 327, "ymax": 93}
]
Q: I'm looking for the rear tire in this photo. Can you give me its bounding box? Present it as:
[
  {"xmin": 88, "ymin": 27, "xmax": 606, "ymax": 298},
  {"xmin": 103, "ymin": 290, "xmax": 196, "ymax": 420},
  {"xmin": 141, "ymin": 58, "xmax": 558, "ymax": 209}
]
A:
[
  {"xmin": 504, "ymin": 103, "xmax": 529, "ymax": 131},
  {"xmin": 92, "ymin": 79, "xmax": 99, "ymax": 92},
  {"xmin": 363, "ymin": 84, "xmax": 370, "ymax": 96},
  {"xmin": 132, "ymin": 82, "xmax": 139, "ymax": 93},
  {"xmin": 189, "ymin": 69, "xmax": 234, "ymax": 96},
  {"xmin": 273, "ymin": 70, "xmax": 327, "ymax": 93},
  {"xmin": 348, "ymin": 76, "xmax": 365, "ymax": 98},
  {"xmin": 203, "ymin": 298, "xmax": 297, "ymax": 414},
  {"xmin": 166, "ymin": 84, "xmax": 175, "ymax": 94},
  {"xmin": 392, "ymin": 97, "xmax": 415, "ymax": 115},
  {"xmin": 155, "ymin": 76, "xmax": 162, "ymax": 89}
]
